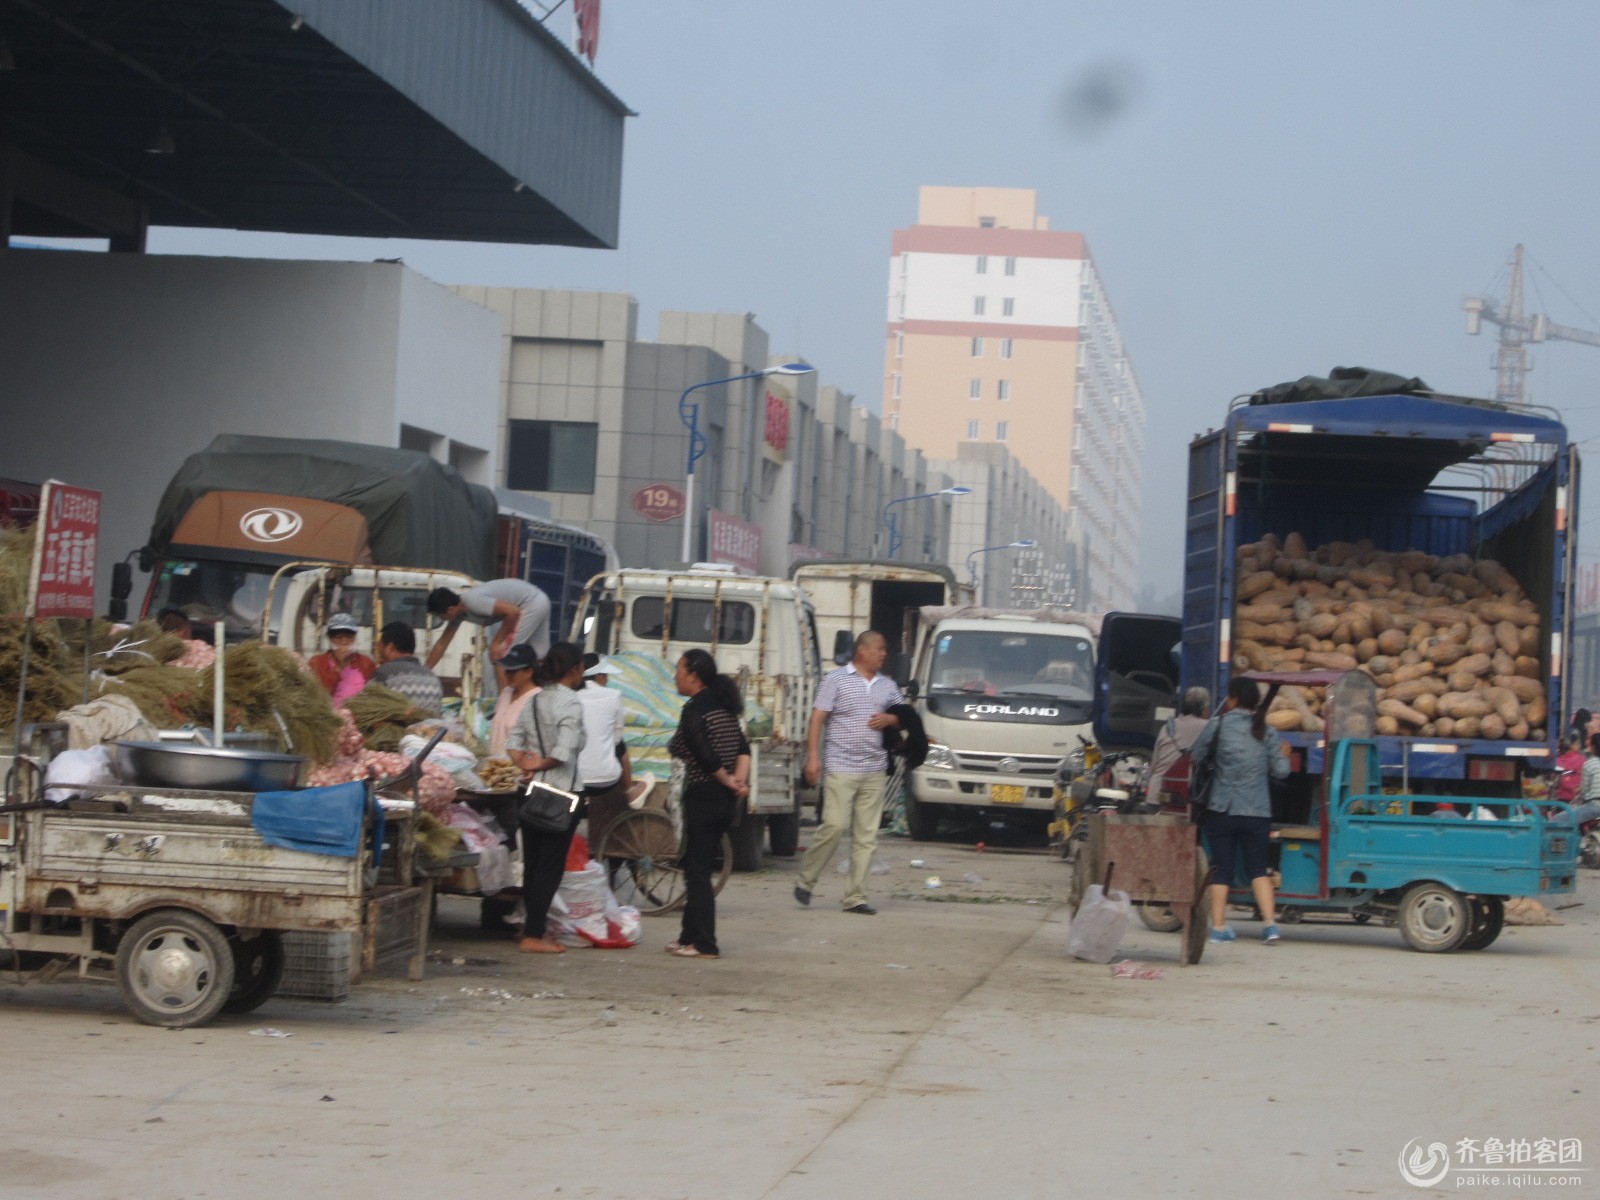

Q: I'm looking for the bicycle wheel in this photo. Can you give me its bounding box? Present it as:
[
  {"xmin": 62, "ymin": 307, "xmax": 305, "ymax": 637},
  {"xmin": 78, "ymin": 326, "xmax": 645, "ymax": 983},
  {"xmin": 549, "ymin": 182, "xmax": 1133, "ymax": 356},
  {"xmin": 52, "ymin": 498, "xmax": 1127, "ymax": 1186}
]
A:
[{"xmin": 597, "ymin": 809, "xmax": 687, "ymax": 916}]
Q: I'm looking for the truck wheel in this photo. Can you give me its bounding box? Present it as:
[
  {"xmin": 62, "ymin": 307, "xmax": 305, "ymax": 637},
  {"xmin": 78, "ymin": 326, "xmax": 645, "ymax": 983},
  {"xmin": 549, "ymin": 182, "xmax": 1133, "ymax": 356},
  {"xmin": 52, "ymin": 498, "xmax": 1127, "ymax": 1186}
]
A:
[
  {"xmin": 905, "ymin": 794, "xmax": 941, "ymax": 842},
  {"xmin": 731, "ymin": 814, "xmax": 766, "ymax": 872},
  {"xmin": 767, "ymin": 808, "xmax": 800, "ymax": 857},
  {"xmin": 222, "ymin": 931, "xmax": 285, "ymax": 1015},
  {"xmin": 115, "ymin": 909, "xmax": 236, "ymax": 1028},
  {"xmin": 1458, "ymin": 897, "xmax": 1506, "ymax": 951},
  {"xmin": 1397, "ymin": 882, "xmax": 1471, "ymax": 953}
]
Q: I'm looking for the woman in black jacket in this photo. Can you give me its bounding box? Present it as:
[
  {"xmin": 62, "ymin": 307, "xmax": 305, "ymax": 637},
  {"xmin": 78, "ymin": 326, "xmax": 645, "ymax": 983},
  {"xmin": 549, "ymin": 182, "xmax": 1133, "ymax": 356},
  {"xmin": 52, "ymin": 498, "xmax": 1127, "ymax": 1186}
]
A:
[{"xmin": 666, "ymin": 649, "xmax": 750, "ymax": 959}]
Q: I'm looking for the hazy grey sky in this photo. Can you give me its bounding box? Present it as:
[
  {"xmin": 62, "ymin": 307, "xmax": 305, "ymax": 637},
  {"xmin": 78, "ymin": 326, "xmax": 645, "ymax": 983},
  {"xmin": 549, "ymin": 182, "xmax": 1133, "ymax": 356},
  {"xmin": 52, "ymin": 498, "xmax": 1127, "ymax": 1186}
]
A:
[{"xmin": 152, "ymin": 0, "xmax": 1600, "ymax": 598}]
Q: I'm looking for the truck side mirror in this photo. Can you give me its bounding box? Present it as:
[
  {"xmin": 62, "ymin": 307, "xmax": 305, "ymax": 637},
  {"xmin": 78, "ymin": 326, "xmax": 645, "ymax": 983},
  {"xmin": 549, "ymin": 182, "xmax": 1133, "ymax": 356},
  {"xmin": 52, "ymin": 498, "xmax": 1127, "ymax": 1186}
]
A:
[
  {"xmin": 832, "ymin": 630, "xmax": 853, "ymax": 666},
  {"xmin": 111, "ymin": 562, "xmax": 133, "ymax": 601},
  {"xmin": 136, "ymin": 547, "xmax": 154, "ymax": 574},
  {"xmin": 903, "ymin": 679, "xmax": 919, "ymax": 701}
]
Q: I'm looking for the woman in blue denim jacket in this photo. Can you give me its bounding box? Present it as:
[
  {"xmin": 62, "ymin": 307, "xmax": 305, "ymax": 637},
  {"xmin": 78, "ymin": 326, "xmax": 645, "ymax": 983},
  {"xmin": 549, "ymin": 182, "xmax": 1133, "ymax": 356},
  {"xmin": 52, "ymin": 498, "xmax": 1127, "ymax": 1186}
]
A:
[{"xmin": 1190, "ymin": 675, "xmax": 1290, "ymax": 944}]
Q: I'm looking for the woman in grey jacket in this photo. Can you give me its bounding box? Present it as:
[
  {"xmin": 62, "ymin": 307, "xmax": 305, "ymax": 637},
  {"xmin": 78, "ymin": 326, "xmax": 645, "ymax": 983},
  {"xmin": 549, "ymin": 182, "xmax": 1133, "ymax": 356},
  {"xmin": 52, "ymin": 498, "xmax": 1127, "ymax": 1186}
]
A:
[
  {"xmin": 1190, "ymin": 675, "xmax": 1290, "ymax": 945},
  {"xmin": 507, "ymin": 641, "xmax": 588, "ymax": 955}
]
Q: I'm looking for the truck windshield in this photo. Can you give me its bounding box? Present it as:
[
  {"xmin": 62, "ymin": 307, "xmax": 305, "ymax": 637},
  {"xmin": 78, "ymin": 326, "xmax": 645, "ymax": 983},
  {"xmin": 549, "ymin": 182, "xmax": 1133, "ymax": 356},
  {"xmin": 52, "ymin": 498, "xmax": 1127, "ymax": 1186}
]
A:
[
  {"xmin": 146, "ymin": 560, "xmax": 289, "ymax": 642},
  {"xmin": 929, "ymin": 630, "xmax": 1094, "ymax": 702}
]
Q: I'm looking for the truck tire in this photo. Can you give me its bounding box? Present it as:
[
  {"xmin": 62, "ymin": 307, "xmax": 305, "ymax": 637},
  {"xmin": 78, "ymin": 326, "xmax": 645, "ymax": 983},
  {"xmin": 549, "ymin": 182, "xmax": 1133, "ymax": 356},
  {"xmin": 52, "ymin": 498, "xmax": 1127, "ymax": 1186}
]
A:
[
  {"xmin": 115, "ymin": 909, "xmax": 236, "ymax": 1028},
  {"xmin": 1458, "ymin": 897, "xmax": 1505, "ymax": 951},
  {"xmin": 1397, "ymin": 882, "xmax": 1471, "ymax": 953},
  {"xmin": 767, "ymin": 807, "xmax": 801, "ymax": 857},
  {"xmin": 222, "ymin": 931, "xmax": 285, "ymax": 1015},
  {"xmin": 905, "ymin": 794, "xmax": 941, "ymax": 842},
  {"xmin": 731, "ymin": 814, "xmax": 766, "ymax": 872}
]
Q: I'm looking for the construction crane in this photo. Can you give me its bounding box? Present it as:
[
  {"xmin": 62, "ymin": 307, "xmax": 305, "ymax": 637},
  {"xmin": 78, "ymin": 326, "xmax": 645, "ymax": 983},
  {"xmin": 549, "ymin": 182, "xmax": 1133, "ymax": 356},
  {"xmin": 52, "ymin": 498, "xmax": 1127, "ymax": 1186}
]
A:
[{"xmin": 1464, "ymin": 244, "xmax": 1600, "ymax": 407}]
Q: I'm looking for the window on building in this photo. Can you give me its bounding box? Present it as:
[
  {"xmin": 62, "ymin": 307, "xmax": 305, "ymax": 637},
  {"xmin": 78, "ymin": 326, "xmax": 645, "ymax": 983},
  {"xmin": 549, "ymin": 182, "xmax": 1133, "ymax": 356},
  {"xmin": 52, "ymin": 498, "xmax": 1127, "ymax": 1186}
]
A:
[
  {"xmin": 1073, "ymin": 426, "xmax": 1082, "ymax": 451},
  {"xmin": 973, "ymin": 296, "xmax": 986, "ymax": 316},
  {"xmin": 966, "ymin": 419, "xmax": 980, "ymax": 439},
  {"xmin": 976, "ymin": 255, "xmax": 988, "ymax": 274},
  {"xmin": 997, "ymin": 379, "xmax": 1011, "ymax": 401},
  {"xmin": 888, "ymin": 412, "xmax": 900, "ymax": 431},
  {"xmin": 1002, "ymin": 297, "xmax": 1015, "ymax": 317},
  {"xmin": 1000, "ymin": 338, "xmax": 1013, "ymax": 359},
  {"xmin": 894, "ymin": 331, "xmax": 904, "ymax": 358},
  {"xmin": 968, "ymin": 378, "xmax": 982, "ymax": 400},
  {"xmin": 892, "ymin": 372, "xmax": 902, "ymax": 399},
  {"xmin": 996, "ymin": 420, "xmax": 1009, "ymax": 441},
  {"xmin": 506, "ymin": 419, "xmax": 598, "ymax": 493},
  {"xmin": 970, "ymin": 337, "xmax": 983, "ymax": 357},
  {"xmin": 979, "ymin": 216, "xmax": 996, "ymax": 228},
  {"xmin": 1004, "ymin": 256, "xmax": 1016, "ymax": 276},
  {"xmin": 630, "ymin": 597, "xmax": 755, "ymax": 645}
]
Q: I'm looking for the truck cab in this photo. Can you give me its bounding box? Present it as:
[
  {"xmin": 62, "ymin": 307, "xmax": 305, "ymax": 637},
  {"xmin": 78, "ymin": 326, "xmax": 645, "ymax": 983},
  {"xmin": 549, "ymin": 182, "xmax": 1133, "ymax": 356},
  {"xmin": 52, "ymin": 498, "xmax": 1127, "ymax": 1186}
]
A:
[
  {"xmin": 573, "ymin": 565, "xmax": 822, "ymax": 871},
  {"xmin": 906, "ymin": 608, "xmax": 1181, "ymax": 841}
]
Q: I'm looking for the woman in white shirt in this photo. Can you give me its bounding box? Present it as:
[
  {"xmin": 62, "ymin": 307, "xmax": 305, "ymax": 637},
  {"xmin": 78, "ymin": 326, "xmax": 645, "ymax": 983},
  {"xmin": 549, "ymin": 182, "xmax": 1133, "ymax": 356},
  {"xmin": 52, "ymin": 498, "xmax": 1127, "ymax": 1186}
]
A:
[{"xmin": 577, "ymin": 654, "xmax": 633, "ymax": 855}]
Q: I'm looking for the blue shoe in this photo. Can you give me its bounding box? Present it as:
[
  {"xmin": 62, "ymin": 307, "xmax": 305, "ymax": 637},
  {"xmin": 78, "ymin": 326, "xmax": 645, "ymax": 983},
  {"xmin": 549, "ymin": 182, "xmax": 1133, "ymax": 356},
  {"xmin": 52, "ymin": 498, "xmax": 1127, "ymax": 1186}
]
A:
[
  {"xmin": 1208, "ymin": 926, "xmax": 1237, "ymax": 943},
  {"xmin": 1262, "ymin": 924, "xmax": 1281, "ymax": 944}
]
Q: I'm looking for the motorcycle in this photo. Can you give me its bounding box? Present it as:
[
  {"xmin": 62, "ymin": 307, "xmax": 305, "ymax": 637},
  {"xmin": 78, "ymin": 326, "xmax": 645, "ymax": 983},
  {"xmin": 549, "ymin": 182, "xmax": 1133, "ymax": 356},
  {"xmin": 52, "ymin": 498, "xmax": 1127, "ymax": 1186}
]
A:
[{"xmin": 1049, "ymin": 737, "xmax": 1151, "ymax": 862}]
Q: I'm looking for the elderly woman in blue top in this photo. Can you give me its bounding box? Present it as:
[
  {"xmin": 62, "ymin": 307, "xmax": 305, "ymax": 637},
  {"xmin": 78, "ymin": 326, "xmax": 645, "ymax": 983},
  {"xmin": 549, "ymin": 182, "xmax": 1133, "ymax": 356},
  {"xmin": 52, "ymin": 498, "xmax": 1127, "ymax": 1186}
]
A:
[{"xmin": 1190, "ymin": 675, "xmax": 1291, "ymax": 944}]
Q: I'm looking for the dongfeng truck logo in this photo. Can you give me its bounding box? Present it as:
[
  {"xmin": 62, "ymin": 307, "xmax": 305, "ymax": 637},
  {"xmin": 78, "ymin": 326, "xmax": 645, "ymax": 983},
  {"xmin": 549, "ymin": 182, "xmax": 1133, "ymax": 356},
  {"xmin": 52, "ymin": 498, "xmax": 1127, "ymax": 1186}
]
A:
[
  {"xmin": 964, "ymin": 703, "xmax": 1060, "ymax": 717},
  {"xmin": 239, "ymin": 507, "xmax": 304, "ymax": 543}
]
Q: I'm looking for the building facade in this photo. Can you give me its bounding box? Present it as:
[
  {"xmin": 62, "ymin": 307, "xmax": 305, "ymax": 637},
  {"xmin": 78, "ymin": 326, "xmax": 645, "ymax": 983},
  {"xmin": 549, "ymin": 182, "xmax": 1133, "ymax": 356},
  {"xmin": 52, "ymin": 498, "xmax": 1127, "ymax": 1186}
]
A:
[
  {"xmin": 454, "ymin": 286, "xmax": 955, "ymax": 575},
  {"xmin": 882, "ymin": 186, "xmax": 1144, "ymax": 611}
]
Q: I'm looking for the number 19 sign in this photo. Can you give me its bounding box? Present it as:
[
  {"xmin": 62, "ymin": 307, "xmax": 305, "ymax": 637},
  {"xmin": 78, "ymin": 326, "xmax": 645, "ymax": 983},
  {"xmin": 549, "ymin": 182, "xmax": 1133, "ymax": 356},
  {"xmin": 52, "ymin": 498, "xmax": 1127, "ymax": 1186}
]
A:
[{"xmin": 631, "ymin": 482, "xmax": 686, "ymax": 524}]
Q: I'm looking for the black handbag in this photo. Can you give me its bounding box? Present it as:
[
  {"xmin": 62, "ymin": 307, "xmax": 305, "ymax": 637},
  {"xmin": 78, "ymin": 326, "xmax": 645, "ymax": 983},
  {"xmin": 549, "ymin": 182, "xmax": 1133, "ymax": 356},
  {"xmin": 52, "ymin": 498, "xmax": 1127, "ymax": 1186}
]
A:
[
  {"xmin": 1188, "ymin": 720, "xmax": 1219, "ymax": 824},
  {"xmin": 518, "ymin": 698, "xmax": 581, "ymax": 834}
]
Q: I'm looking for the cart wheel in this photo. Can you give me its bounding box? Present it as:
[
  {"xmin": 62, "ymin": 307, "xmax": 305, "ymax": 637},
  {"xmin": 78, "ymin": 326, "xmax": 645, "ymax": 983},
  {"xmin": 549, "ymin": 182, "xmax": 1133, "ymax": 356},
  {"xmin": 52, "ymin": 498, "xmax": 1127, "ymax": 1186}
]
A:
[
  {"xmin": 115, "ymin": 909, "xmax": 236, "ymax": 1028},
  {"xmin": 767, "ymin": 808, "xmax": 800, "ymax": 857},
  {"xmin": 730, "ymin": 813, "xmax": 765, "ymax": 872},
  {"xmin": 1137, "ymin": 905, "xmax": 1183, "ymax": 934},
  {"xmin": 597, "ymin": 809, "xmax": 685, "ymax": 915},
  {"xmin": 1458, "ymin": 897, "xmax": 1506, "ymax": 952},
  {"xmin": 1397, "ymin": 882, "xmax": 1471, "ymax": 953},
  {"xmin": 222, "ymin": 931, "xmax": 285, "ymax": 1015},
  {"xmin": 1183, "ymin": 846, "xmax": 1211, "ymax": 965}
]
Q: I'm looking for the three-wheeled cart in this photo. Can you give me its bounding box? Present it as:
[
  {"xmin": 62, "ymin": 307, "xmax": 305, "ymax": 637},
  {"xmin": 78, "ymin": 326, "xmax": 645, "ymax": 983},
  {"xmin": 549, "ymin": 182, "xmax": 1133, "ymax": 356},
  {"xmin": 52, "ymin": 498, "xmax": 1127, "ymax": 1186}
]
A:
[
  {"xmin": 1070, "ymin": 811, "xmax": 1210, "ymax": 965},
  {"xmin": 0, "ymin": 739, "xmax": 431, "ymax": 1027}
]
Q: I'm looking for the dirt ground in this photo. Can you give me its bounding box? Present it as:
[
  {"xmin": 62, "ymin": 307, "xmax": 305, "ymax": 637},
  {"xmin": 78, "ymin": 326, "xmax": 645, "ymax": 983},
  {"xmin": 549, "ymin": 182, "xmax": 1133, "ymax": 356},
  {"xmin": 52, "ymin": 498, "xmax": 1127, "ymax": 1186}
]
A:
[{"xmin": 2, "ymin": 830, "xmax": 1594, "ymax": 1200}]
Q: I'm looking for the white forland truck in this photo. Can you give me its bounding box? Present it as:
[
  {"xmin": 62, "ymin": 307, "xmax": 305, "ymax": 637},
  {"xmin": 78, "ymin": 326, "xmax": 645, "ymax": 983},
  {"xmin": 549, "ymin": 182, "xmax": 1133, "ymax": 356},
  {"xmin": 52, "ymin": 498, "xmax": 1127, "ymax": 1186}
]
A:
[{"xmin": 903, "ymin": 607, "xmax": 1181, "ymax": 841}]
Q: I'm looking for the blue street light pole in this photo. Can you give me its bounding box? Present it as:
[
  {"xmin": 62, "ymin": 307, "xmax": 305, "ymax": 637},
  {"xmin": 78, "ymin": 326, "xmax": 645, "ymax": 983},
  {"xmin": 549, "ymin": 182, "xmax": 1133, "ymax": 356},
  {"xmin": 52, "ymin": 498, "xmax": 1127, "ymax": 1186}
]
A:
[
  {"xmin": 679, "ymin": 361, "xmax": 813, "ymax": 563},
  {"xmin": 882, "ymin": 486, "xmax": 972, "ymax": 560},
  {"xmin": 967, "ymin": 538, "xmax": 1038, "ymax": 597}
]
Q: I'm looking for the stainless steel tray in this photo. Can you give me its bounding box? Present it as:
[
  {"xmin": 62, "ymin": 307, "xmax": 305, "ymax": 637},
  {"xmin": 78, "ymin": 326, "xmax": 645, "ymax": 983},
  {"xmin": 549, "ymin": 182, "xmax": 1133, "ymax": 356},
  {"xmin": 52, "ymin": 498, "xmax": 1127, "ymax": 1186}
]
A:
[{"xmin": 110, "ymin": 741, "xmax": 305, "ymax": 792}]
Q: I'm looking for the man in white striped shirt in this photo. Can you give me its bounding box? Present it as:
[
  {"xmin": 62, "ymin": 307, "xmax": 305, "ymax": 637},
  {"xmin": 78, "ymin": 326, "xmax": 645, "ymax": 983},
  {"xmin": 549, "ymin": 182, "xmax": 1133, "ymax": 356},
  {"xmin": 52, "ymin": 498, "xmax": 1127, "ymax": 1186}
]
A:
[{"xmin": 795, "ymin": 631, "xmax": 902, "ymax": 914}]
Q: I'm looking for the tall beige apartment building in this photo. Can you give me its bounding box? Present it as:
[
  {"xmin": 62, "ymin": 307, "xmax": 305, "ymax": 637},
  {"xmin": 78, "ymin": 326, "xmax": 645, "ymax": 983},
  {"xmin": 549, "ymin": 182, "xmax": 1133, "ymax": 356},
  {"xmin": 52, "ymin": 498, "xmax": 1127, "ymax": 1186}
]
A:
[{"xmin": 882, "ymin": 186, "xmax": 1144, "ymax": 611}]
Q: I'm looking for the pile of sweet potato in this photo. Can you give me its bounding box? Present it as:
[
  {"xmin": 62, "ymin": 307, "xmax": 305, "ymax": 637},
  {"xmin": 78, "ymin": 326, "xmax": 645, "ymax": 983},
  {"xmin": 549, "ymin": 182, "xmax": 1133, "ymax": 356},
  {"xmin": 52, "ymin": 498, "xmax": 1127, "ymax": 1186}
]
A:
[{"xmin": 1232, "ymin": 532, "xmax": 1546, "ymax": 741}]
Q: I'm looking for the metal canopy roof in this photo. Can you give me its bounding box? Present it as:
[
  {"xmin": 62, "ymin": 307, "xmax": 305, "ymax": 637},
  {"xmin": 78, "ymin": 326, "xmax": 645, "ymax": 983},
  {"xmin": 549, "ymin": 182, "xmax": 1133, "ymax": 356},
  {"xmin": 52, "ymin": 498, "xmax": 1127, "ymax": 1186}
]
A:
[{"xmin": 1, "ymin": 0, "xmax": 629, "ymax": 246}]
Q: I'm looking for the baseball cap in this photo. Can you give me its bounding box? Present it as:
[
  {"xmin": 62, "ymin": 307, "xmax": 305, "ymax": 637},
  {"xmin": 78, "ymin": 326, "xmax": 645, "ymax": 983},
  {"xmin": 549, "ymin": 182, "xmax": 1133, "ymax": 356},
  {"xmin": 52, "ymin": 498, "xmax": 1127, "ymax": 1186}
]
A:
[
  {"xmin": 499, "ymin": 644, "xmax": 539, "ymax": 671},
  {"xmin": 583, "ymin": 655, "xmax": 616, "ymax": 678},
  {"xmin": 327, "ymin": 612, "xmax": 360, "ymax": 634}
]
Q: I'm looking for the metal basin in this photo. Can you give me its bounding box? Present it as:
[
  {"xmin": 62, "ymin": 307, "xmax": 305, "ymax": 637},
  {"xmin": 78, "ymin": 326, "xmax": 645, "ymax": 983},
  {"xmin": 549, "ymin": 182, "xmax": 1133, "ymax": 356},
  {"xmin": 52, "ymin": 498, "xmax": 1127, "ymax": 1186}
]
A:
[{"xmin": 111, "ymin": 741, "xmax": 305, "ymax": 792}]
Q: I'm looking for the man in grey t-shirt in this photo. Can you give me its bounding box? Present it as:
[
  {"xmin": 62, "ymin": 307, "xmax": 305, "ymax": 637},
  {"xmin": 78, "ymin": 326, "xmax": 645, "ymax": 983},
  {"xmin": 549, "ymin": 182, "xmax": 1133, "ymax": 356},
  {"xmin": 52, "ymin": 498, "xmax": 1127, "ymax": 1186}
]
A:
[{"xmin": 425, "ymin": 579, "xmax": 551, "ymax": 677}]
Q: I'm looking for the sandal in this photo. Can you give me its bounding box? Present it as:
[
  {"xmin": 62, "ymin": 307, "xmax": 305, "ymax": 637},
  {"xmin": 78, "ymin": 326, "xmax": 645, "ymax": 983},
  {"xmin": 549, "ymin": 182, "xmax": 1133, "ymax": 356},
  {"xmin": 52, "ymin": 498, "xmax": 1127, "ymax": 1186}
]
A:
[
  {"xmin": 519, "ymin": 936, "xmax": 566, "ymax": 954},
  {"xmin": 663, "ymin": 941, "xmax": 682, "ymax": 954},
  {"xmin": 669, "ymin": 945, "xmax": 719, "ymax": 959}
]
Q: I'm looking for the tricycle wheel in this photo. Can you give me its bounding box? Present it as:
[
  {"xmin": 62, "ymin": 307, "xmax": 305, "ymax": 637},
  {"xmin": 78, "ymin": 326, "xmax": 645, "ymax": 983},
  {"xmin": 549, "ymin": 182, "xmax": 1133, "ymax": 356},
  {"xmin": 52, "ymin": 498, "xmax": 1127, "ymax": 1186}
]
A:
[
  {"xmin": 1137, "ymin": 905, "xmax": 1183, "ymax": 934},
  {"xmin": 1397, "ymin": 882, "xmax": 1471, "ymax": 953},
  {"xmin": 115, "ymin": 909, "xmax": 236, "ymax": 1028},
  {"xmin": 222, "ymin": 931, "xmax": 285, "ymax": 1015},
  {"xmin": 1458, "ymin": 897, "xmax": 1505, "ymax": 952},
  {"xmin": 730, "ymin": 813, "xmax": 765, "ymax": 872}
]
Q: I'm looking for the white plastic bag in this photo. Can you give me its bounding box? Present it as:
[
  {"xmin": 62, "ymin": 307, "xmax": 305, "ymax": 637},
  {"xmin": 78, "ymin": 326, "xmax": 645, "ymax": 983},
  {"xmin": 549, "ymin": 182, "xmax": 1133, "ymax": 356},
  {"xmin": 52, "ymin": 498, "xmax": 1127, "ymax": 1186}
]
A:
[
  {"xmin": 1067, "ymin": 884, "xmax": 1133, "ymax": 963},
  {"xmin": 546, "ymin": 860, "xmax": 612, "ymax": 947},
  {"xmin": 43, "ymin": 746, "xmax": 117, "ymax": 803}
]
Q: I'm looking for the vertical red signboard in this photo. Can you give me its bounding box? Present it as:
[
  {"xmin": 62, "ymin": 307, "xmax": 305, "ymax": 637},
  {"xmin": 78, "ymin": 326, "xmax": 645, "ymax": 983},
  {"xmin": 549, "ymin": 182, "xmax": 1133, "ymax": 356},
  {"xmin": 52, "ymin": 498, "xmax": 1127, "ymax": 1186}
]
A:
[{"xmin": 28, "ymin": 481, "xmax": 102, "ymax": 619}]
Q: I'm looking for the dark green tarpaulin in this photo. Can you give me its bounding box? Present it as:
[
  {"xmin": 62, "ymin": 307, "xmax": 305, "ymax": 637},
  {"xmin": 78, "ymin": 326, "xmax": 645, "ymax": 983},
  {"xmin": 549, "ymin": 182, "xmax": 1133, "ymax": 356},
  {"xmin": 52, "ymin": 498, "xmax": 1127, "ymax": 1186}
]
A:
[
  {"xmin": 1248, "ymin": 367, "xmax": 1433, "ymax": 406},
  {"xmin": 150, "ymin": 435, "xmax": 496, "ymax": 578}
]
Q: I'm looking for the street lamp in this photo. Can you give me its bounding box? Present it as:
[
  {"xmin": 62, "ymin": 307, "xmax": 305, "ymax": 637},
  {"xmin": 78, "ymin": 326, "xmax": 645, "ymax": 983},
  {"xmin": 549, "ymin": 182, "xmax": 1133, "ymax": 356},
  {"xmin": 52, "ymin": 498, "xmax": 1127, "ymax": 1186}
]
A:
[
  {"xmin": 679, "ymin": 361, "xmax": 814, "ymax": 562},
  {"xmin": 882, "ymin": 485, "xmax": 972, "ymax": 560},
  {"xmin": 967, "ymin": 539, "xmax": 1038, "ymax": 595}
]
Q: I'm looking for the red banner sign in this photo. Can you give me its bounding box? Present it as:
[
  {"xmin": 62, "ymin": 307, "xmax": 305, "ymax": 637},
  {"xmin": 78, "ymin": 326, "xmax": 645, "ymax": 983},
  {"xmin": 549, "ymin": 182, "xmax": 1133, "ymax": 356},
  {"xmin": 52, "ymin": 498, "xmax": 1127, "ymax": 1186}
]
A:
[
  {"xmin": 631, "ymin": 483, "xmax": 686, "ymax": 524},
  {"xmin": 706, "ymin": 509, "xmax": 762, "ymax": 575},
  {"xmin": 764, "ymin": 389, "xmax": 790, "ymax": 455},
  {"xmin": 29, "ymin": 481, "xmax": 101, "ymax": 619}
]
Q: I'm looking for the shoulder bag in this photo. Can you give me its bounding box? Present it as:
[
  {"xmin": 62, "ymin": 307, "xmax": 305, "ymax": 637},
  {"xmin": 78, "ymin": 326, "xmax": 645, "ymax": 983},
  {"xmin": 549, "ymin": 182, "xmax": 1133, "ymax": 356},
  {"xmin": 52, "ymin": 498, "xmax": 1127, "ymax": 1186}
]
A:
[
  {"xmin": 518, "ymin": 695, "xmax": 582, "ymax": 834},
  {"xmin": 1187, "ymin": 719, "xmax": 1219, "ymax": 824}
]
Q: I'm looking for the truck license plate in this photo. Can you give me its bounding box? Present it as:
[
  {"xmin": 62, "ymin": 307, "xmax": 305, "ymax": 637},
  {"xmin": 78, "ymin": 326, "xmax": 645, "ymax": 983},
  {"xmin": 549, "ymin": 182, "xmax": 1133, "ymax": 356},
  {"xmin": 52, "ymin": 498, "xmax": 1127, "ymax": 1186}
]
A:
[{"xmin": 991, "ymin": 784, "xmax": 1025, "ymax": 805}]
